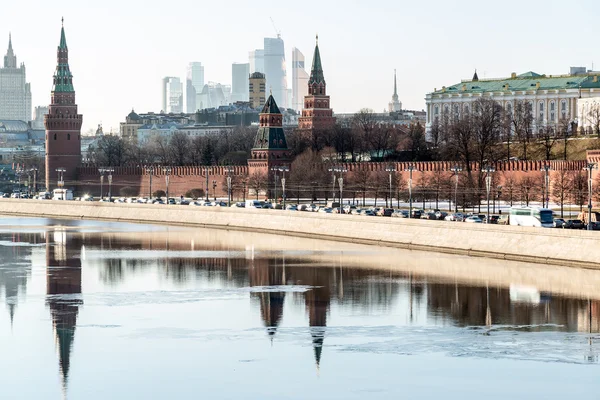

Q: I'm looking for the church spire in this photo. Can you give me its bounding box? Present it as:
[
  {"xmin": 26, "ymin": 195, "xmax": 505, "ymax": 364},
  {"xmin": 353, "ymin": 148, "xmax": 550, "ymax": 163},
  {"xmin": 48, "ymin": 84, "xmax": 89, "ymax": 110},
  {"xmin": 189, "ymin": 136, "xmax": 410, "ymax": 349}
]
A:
[
  {"xmin": 308, "ymin": 35, "xmax": 325, "ymax": 86},
  {"xmin": 472, "ymin": 69, "xmax": 479, "ymax": 82},
  {"xmin": 392, "ymin": 69, "xmax": 399, "ymax": 101},
  {"xmin": 4, "ymin": 32, "xmax": 17, "ymax": 68}
]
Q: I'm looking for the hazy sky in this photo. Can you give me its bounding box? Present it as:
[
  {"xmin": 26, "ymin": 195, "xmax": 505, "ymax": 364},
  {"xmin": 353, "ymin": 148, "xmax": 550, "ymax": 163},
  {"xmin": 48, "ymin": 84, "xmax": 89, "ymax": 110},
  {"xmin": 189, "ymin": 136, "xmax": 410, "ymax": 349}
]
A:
[{"xmin": 3, "ymin": 0, "xmax": 599, "ymax": 133}]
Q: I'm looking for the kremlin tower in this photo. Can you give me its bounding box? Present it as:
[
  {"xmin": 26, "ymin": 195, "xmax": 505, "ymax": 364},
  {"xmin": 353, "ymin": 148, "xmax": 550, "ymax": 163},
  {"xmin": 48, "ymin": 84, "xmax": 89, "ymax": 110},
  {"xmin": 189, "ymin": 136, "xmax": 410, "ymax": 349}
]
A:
[
  {"xmin": 44, "ymin": 19, "xmax": 82, "ymax": 191},
  {"xmin": 298, "ymin": 36, "xmax": 335, "ymax": 137}
]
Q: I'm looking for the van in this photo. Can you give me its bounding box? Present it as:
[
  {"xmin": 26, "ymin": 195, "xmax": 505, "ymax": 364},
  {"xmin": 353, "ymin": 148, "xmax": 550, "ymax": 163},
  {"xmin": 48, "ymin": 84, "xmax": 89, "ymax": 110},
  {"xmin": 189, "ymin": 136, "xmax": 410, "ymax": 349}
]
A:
[
  {"xmin": 52, "ymin": 189, "xmax": 73, "ymax": 201},
  {"xmin": 245, "ymin": 200, "xmax": 265, "ymax": 209}
]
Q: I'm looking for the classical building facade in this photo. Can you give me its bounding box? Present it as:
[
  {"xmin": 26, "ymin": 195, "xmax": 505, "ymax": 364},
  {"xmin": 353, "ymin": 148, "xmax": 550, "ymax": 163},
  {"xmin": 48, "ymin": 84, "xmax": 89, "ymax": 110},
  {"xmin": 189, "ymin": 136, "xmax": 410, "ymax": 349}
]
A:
[
  {"xmin": 425, "ymin": 69, "xmax": 600, "ymax": 139},
  {"xmin": 297, "ymin": 36, "xmax": 335, "ymax": 134},
  {"xmin": 45, "ymin": 22, "xmax": 83, "ymax": 190},
  {"xmin": 388, "ymin": 69, "xmax": 402, "ymax": 112},
  {"xmin": 0, "ymin": 34, "xmax": 32, "ymax": 122}
]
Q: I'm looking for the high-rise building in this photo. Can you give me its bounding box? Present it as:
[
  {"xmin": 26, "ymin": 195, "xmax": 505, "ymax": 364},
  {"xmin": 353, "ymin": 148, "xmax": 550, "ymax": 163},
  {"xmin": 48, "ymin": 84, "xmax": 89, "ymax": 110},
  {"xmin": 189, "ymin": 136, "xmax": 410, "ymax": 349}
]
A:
[
  {"xmin": 264, "ymin": 37, "xmax": 288, "ymax": 109},
  {"xmin": 231, "ymin": 63, "xmax": 250, "ymax": 103},
  {"xmin": 249, "ymin": 72, "xmax": 266, "ymax": 109},
  {"xmin": 298, "ymin": 36, "xmax": 335, "ymax": 134},
  {"xmin": 249, "ymin": 50, "xmax": 265, "ymax": 74},
  {"xmin": 32, "ymin": 106, "xmax": 48, "ymax": 129},
  {"xmin": 0, "ymin": 34, "xmax": 32, "ymax": 122},
  {"xmin": 162, "ymin": 77, "xmax": 183, "ymax": 113},
  {"xmin": 45, "ymin": 21, "xmax": 83, "ymax": 191},
  {"xmin": 388, "ymin": 69, "xmax": 402, "ymax": 112},
  {"xmin": 186, "ymin": 62, "xmax": 204, "ymax": 113},
  {"xmin": 292, "ymin": 48, "xmax": 309, "ymax": 112}
]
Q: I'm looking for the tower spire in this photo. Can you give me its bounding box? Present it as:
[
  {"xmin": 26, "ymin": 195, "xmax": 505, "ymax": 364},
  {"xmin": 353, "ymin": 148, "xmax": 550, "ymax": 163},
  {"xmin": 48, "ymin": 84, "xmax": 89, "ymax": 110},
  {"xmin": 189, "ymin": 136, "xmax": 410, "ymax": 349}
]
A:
[
  {"xmin": 4, "ymin": 32, "xmax": 16, "ymax": 68},
  {"xmin": 8, "ymin": 33, "xmax": 12, "ymax": 51},
  {"xmin": 393, "ymin": 69, "xmax": 398, "ymax": 96},
  {"xmin": 308, "ymin": 36, "xmax": 325, "ymax": 86}
]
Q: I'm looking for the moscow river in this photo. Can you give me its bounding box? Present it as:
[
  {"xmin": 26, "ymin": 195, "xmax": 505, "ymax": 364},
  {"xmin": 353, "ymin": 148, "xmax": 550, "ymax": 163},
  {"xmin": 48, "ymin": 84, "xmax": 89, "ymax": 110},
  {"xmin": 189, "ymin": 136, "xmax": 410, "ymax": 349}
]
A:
[{"xmin": 0, "ymin": 216, "xmax": 598, "ymax": 399}]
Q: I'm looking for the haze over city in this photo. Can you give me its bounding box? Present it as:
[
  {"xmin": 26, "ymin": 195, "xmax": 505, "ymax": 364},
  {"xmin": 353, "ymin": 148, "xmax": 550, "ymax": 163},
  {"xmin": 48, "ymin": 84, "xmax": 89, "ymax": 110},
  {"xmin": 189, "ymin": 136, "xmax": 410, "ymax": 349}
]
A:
[{"xmin": 3, "ymin": 0, "xmax": 599, "ymax": 132}]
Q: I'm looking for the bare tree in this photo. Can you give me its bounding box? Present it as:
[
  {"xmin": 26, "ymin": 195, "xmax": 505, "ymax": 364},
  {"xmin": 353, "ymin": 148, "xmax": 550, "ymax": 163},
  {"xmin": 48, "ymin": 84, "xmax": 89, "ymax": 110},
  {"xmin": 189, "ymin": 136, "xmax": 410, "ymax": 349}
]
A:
[
  {"xmin": 539, "ymin": 124, "xmax": 558, "ymax": 161},
  {"xmin": 551, "ymin": 170, "xmax": 569, "ymax": 218},
  {"xmin": 169, "ymin": 132, "xmax": 190, "ymax": 166},
  {"xmin": 587, "ymin": 103, "xmax": 600, "ymax": 138},
  {"xmin": 512, "ymin": 100, "xmax": 534, "ymax": 160},
  {"xmin": 248, "ymin": 171, "xmax": 267, "ymax": 200},
  {"xmin": 570, "ymin": 171, "xmax": 588, "ymax": 212},
  {"xmin": 352, "ymin": 168, "xmax": 371, "ymax": 207}
]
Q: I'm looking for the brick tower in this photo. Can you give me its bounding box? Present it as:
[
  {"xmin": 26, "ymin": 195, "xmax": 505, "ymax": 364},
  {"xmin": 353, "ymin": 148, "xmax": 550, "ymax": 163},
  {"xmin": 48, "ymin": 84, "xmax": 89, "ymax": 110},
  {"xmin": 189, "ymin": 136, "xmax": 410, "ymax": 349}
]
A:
[
  {"xmin": 248, "ymin": 93, "xmax": 291, "ymax": 176},
  {"xmin": 298, "ymin": 35, "xmax": 335, "ymax": 136},
  {"xmin": 45, "ymin": 20, "xmax": 82, "ymax": 191}
]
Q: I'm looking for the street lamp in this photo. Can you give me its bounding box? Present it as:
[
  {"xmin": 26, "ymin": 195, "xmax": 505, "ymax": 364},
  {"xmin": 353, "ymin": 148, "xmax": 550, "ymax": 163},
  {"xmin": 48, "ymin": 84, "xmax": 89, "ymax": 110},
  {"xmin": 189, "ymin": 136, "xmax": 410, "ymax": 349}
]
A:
[
  {"xmin": 30, "ymin": 167, "xmax": 38, "ymax": 195},
  {"xmin": 105, "ymin": 168, "xmax": 114, "ymax": 202},
  {"xmin": 450, "ymin": 166, "xmax": 462, "ymax": 213},
  {"xmin": 540, "ymin": 164, "xmax": 551, "ymax": 209},
  {"xmin": 385, "ymin": 165, "xmax": 397, "ymax": 208},
  {"xmin": 271, "ymin": 166, "xmax": 289, "ymax": 209},
  {"xmin": 584, "ymin": 163, "xmax": 597, "ymax": 230},
  {"xmin": 327, "ymin": 167, "xmax": 337, "ymax": 203},
  {"xmin": 212, "ymin": 180, "xmax": 217, "ymax": 201},
  {"xmin": 405, "ymin": 165, "xmax": 418, "ymax": 218},
  {"xmin": 145, "ymin": 166, "xmax": 155, "ymax": 199},
  {"xmin": 328, "ymin": 166, "xmax": 347, "ymax": 212},
  {"xmin": 482, "ymin": 166, "xmax": 495, "ymax": 223},
  {"xmin": 225, "ymin": 167, "xmax": 234, "ymax": 207},
  {"xmin": 163, "ymin": 167, "xmax": 172, "ymax": 205},
  {"xmin": 98, "ymin": 169, "xmax": 105, "ymax": 199},
  {"xmin": 55, "ymin": 168, "xmax": 66, "ymax": 191},
  {"xmin": 205, "ymin": 167, "xmax": 211, "ymax": 202}
]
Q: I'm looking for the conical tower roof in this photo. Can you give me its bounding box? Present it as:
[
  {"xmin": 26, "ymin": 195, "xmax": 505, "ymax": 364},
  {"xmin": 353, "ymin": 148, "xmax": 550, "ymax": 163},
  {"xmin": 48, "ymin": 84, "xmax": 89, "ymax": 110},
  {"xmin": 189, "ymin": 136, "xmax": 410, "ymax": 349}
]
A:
[
  {"xmin": 308, "ymin": 35, "xmax": 325, "ymax": 86},
  {"xmin": 472, "ymin": 69, "xmax": 479, "ymax": 82},
  {"xmin": 53, "ymin": 19, "xmax": 74, "ymax": 93},
  {"xmin": 261, "ymin": 94, "xmax": 281, "ymax": 115}
]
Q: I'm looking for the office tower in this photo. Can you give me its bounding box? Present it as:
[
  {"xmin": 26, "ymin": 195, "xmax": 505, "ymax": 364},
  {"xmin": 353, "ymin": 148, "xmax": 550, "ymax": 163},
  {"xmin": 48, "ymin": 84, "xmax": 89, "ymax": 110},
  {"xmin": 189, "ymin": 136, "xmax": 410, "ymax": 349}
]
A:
[
  {"xmin": 232, "ymin": 63, "xmax": 250, "ymax": 103},
  {"xmin": 187, "ymin": 62, "xmax": 204, "ymax": 113},
  {"xmin": 249, "ymin": 72, "xmax": 266, "ymax": 109},
  {"xmin": 162, "ymin": 77, "xmax": 183, "ymax": 113},
  {"xmin": 292, "ymin": 48, "xmax": 309, "ymax": 112},
  {"xmin": 0, "ymin": 34, "xmax": 32, "ymax": 121},
  {"xmin": 264, "ymin": 36, "xmax": 288, "ymax": 108},
  {"xmin": 249, "ymin": 49, "xmax": 265, "ymax": 74}
]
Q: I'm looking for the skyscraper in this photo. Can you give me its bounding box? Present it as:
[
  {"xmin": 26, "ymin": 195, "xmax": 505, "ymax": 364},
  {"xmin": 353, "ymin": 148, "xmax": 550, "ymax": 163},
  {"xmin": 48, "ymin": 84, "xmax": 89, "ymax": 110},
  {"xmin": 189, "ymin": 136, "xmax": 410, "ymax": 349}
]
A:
[
  {"xmin": 263, "ymin": 37, "xmax": 287, "ymax": 109},
  {"xmin": 0, "ymin": 34, "xmax": 32, "ymax": 121},
  {"xmin": 249, "ymin": 72, "xmax": 266, "ymax": 109},
  {"xmin": 388, "ymin": 69, "xmax": 402, "ymax": 112},
  {"xmin": 231, "ymin": 63, "xmax": 250, "ymax": 103},
  {"xmin": 249, "ymin": 49, "xmax": 264, "ymax": 74},
  {"xmin": 162, "ymin": 77, "xmax": 183, "ymax": 113},
  {"xmin": 186, "ymin": 62, "xmax": 204, "ymax": 113},
  {"xmin": 292, "ymin": 48, "xmax": 309, "ymax": 112}
]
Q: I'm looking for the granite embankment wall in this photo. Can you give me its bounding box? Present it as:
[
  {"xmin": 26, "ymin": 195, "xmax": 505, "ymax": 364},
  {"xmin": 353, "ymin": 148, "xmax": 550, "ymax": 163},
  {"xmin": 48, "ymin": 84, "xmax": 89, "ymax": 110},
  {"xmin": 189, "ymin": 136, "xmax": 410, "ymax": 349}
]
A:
[{"xmin": 1, "ymin": 199, "xmax": 599, "ymax": 269}]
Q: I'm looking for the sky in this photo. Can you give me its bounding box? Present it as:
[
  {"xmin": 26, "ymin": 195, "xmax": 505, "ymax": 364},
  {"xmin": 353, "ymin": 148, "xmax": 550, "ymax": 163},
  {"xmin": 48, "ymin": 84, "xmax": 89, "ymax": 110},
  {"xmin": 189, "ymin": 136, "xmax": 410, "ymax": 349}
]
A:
[{"xmin": 3, "ymin": 0, "xmax": 599, "ymax": 133}]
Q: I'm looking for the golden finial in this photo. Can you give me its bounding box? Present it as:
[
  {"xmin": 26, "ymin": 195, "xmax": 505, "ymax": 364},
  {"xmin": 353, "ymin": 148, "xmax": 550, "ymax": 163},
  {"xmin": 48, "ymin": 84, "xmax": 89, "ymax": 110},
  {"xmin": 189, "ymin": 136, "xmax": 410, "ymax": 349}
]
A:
[
  {"xmin": 61, "ymin": 16, "xmax": 64, "ymax": 27},
  {"xmin": 316, "ymin": 34, "xmax": 319, "ymax": 44}
]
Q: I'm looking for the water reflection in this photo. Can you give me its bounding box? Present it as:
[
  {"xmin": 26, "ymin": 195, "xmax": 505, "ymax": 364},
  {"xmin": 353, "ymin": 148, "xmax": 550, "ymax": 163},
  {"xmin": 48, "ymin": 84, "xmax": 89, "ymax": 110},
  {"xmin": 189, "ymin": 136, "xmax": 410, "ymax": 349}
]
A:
[{"xmin": 0, "ymin": 218, "xmax": 599, "ymax": 399}]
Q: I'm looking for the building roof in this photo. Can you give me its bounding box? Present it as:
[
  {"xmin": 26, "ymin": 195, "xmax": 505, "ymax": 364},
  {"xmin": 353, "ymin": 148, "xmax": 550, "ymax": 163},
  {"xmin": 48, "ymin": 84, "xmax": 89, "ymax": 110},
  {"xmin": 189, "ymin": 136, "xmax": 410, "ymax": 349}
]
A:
[
  {"xmin": 0, "ymin": 120, "xmax": 29, "ymax": 133},
  {"xmin": 261, "ymin": 94, "xmax": 281, "ymax": 114},
  {"xmin": 432, "ymin": 71, "xmax": 600, "ymax": 95},
  {"xmin": 308, "ymin": 36, "xmax": 325, "ymax": 86},
  {"xmin": 127, "ymin": 109, "xmax": 140, "ymax": 121}
]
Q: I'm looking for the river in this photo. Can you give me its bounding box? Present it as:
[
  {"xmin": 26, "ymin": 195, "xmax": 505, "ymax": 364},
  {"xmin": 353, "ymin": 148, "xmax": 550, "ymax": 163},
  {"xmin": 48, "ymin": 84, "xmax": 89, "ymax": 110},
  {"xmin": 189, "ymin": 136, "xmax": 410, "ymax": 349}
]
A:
[{"xmin": 0, "ymin": 216, "xmax": 598, "ymax": 399}]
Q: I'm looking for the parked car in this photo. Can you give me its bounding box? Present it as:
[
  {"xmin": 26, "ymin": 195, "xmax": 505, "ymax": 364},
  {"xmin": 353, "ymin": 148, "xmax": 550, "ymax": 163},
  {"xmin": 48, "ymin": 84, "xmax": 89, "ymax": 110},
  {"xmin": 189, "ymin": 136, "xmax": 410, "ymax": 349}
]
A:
[
  {"xmin": 445, "ymin": 213, "xmax": 465, "ymax": 222},
  {"xmin": 230, "ymin": 202, "xmax": 245, "ymax": 208},
  {"xmin": 410, "ymin": 210, "xmax": 422, "ymax": 219},
  {"xmin": 498, "ymin": 215, "xmax": 510, "ymax": 225},
  {"xmin": 465, "ymin": 216, "xmax": 483, "ymax": 223},
  {"xmin": 392, "ymin": 210, "xmax": 408, "ymax": 218},
  {"xmin": 553, "ymin": 218, "xmax": 565, "ymax": 228},
  {"xmin": 588, "ymin": 221, "xmax": 600, "ymax": 231},
  {"xmin": 563, "ymin": 219, "xmax": 585, "ymax": 229},
  {"xmin": 376, "ymin": 208, "xmax": 394, "ymax": 217},
  {"xmin": 363, "ymin": 210, "xmax": 376, "ymax": 216},
  {"xmin": 488, "ymin": 215, "xmax": 500, "ymax": 224},
  {"xmin": 318, "ymin": 207, "xmax": 333, "ymax": 213}
]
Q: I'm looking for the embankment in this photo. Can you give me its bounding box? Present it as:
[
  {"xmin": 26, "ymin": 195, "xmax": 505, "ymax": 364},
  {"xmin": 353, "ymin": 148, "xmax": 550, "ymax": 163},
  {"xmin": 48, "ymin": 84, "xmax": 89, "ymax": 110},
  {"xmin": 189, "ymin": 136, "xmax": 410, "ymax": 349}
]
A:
[{"xmin": 0, "ymin": 199, "xmax": 598, "ymax": 269}]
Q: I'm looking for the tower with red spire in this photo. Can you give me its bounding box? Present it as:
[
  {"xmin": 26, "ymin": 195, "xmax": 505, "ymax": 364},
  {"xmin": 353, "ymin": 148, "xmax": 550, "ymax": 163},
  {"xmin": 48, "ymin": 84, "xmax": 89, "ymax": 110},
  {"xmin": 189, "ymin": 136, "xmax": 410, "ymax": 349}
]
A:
[
  {"xmin": 45, "ymin": 19, "xmax": 83, "ymax": 191},
  {"xmin": 298, "ymin": 35, "xmax": 335, "ymax": 137}
]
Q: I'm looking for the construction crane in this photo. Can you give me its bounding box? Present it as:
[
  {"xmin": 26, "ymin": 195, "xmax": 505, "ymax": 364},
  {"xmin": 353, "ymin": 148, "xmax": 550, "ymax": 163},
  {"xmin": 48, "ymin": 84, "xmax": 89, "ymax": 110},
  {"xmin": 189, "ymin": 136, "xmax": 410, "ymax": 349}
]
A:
[{"xmin": 270, "ymin": 17, "xmax": 281, "ymax": 39}]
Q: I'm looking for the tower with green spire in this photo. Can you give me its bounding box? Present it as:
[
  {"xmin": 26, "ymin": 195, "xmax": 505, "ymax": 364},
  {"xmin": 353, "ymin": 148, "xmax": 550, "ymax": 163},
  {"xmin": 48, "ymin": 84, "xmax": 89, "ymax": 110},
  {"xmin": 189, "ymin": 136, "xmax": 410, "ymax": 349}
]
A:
[
  {"xmin": 298, "ymin": 35, "xmax": 335, "ymax": 136},
  {"xmin": 45, "ymin": 19, "xmax": 83, "ymax": 192}
]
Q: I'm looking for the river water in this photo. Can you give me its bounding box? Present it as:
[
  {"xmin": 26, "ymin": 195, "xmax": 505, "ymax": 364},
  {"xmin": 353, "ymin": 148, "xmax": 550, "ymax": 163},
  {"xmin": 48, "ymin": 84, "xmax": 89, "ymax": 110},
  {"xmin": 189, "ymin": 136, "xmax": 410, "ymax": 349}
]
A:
[{"xmin": 0, "ymin": 216, "xmax": 598, "ymax": 399}]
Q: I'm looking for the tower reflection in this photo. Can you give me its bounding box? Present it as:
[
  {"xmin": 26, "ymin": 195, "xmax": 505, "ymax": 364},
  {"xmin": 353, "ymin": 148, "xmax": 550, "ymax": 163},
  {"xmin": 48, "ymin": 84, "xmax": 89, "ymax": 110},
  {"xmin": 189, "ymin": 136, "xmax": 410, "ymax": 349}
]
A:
[{"xmin": 46, "ymin": 229, "xmax": 82, "ymax": 398}]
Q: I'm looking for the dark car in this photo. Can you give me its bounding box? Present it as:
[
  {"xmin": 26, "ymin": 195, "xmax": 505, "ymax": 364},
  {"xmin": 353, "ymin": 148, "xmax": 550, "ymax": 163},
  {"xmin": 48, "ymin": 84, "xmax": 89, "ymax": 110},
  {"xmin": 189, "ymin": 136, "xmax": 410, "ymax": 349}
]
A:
[
  {"xmin": 411, "ymin": 210, "xmax": 422, "ymax": 219},
  {"xmin": 488, "ymin": 215, "xmax": 500, "ymax": 224},
  {"xmin": 563, "ymin": 219, "xmax": 585, "ymax": 229},
  {"xmin": 588, "ymin": 221, "xmax": 600, "ymax": 231},
  {"xmin": 553, "ymin": 218, "xmax": 565, "ymax": 228}
]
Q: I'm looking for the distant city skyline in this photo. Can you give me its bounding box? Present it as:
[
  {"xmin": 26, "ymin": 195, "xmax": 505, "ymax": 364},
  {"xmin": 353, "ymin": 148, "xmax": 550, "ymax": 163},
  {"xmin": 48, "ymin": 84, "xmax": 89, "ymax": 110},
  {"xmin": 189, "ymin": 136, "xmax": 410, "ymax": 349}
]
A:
[{"xmin": 4, "ymin": 0, "xmax": 599, "ymax": 133}]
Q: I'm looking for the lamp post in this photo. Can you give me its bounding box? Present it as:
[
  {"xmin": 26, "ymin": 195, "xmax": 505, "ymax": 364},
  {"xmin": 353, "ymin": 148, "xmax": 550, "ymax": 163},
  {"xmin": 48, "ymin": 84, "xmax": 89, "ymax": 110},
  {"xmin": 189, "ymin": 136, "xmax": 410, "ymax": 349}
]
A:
[
  {"xmin": 212, "ymin": 180, "xmax": 217, "ymax": 201},
  {"xmin": 30, "ymin": 167, "xmax": 38, "ymax": 195},
  {"xmin": 225, "ymin": 167, "xmax": 234, "ymax": 207},
  {"xmin": 55, "ymin": 168, "xmax": 66, "ymax": 189},
  {"xmin": 145, "ymin": 166, "xmax": 154, "ymax": 199},
  {"xmin": 327, "ymin": 167, "xmax": 337, "ymax": 203},
  {"xmin": 105, "ymin": 168, "xmax": 114, "ymax": 202},
  {"xmin": 328, "ymin": 166, "xmax": 347, "ymax": 212},
  {"xmin": 405, "ymin": 165, "xmax": 417, "ymax": 218},
  {"xmin": 99, "ymin": 169, "xmax": 105, "ymax": 199},
  {"xmin": 450, "ymin": 166, "xmax": 462, "ymax": 213},
  {"xmin": 385, "ymin": 165, "xmax": 397, "ymax": 208},
  {"xmin": 482, "ymin": 167, "xmax": 495, "ymax": 223},
  {"xmin": 270, "ymin": 167, "xmax": 279, "ymax": 205},
  {"xmin": 205, "ymin": 167, "xmax": 210, "ymax": 202},
  {"xmin": 540, "ymin": 164, "xmax": 551, "ymax": 209},
  {"xmin": 163, "ymin": 167, "xmax": 172, "ymax": 205},
  {"xmin": 585, "ymin": 163, "xmax": 597, "ymax": 230}
]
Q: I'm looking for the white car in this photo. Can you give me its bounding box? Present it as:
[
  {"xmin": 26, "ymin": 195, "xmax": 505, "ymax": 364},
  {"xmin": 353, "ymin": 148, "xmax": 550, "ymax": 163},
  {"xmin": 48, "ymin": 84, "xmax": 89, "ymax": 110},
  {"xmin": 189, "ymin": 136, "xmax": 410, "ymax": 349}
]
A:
[{"xmin": 465, "ymin": 216, "xmax": 483, "ymax": 223}]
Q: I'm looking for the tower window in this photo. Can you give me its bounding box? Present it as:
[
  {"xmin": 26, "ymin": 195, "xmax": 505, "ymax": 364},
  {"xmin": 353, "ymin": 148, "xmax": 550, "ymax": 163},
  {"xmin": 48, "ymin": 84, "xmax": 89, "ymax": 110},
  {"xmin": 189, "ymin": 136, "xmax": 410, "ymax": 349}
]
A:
[
  {"xmin": 67, "ymin": 134, "xmax": 71, "ymax": 140},
  {"xmin": 54, "ymin": 134, "xmax": 57, "ymax": 140}
]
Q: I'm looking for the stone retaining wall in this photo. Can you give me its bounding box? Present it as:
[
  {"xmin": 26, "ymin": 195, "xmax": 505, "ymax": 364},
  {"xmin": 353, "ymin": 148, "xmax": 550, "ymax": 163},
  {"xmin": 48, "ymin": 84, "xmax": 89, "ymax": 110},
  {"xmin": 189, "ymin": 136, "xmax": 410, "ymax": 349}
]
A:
[{"xmin": 0, "ymin": 199, "xmax": 598, "ymax": 269}]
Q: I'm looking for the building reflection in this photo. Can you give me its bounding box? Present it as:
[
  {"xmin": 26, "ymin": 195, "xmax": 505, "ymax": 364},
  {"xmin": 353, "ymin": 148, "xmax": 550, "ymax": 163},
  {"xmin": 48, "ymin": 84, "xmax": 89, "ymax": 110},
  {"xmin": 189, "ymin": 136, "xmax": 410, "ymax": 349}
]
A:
[
  {"xmin": 46, "ymin": 229, "xmax": 82, "ymax": 398},
  {"xmin": 248, "ymin": 255, "xmax": 286, "ymax": 340},
  {"xmin": 0, "ymin": 232, "xmax": 39, "ymax": 327}
]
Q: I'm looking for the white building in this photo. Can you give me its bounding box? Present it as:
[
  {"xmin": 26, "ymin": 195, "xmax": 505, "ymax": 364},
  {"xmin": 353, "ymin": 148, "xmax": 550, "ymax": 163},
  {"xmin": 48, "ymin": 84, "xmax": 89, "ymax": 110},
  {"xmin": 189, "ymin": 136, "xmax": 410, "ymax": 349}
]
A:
[
  {"xmin": 292, "ymin": 47, "xmax": 309, "ymax": 112},
  {"xmin": 0, "ymin": 35, "xmax": 31, "ymax": 122},
  {"xmin": 425, "ymin": 69, "xmax": 600, "ymax": 140},
  {"xmin": 137, "ymin": 122, "xmax": 233, "ymax": 144},
  {"xmin": 162, "ymin": 77, "xmax": 183, "ymax": 114},
  {"xmin": 186, "ymin": 62, "xmax": 205, "ymax": 113},
  {"xmin": 231, "ymin": 63, "xmax": 250, "ymax": 103}
]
